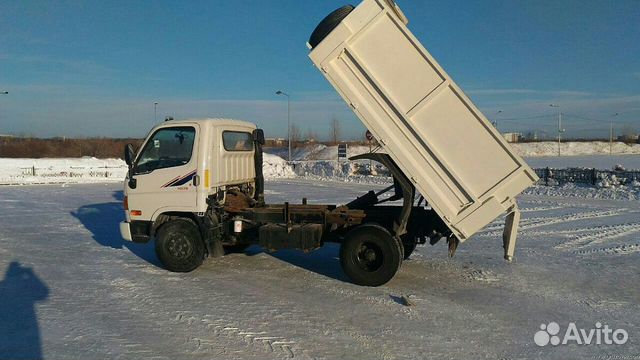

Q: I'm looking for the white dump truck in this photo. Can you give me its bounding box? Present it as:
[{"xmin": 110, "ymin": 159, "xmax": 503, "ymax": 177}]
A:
[{"xmin": 119, "ymin": 0, "xmax": 537, "ymax": 286}]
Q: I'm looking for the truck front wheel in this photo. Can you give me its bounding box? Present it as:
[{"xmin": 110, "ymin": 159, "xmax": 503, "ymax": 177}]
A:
[
  {"xmin": 155, "ymin": 219, "xmax": 205, "ymax": 272},
  {"xmin": 340, "ymin": 224, "xmax": 402, "ymax": 286}
]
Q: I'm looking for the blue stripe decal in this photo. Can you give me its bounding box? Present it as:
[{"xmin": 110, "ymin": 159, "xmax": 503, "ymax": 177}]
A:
[
  {"xmin": 171, "ymin": 172, "xmax": 196, "ymax": 186},
  {"xmin": 162, "ymin": 170, "xmax": 196, "ymax": 188}
]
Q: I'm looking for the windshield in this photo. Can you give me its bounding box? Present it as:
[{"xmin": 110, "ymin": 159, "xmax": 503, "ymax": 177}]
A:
[{"xmin": 134, "ymin": 126, "xmax": 195, "ymax": 174}]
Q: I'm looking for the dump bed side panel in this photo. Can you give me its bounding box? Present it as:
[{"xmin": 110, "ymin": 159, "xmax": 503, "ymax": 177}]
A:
[{"xmin": 309, "ymin": 0, "xmax": 538, "ymax": 240}]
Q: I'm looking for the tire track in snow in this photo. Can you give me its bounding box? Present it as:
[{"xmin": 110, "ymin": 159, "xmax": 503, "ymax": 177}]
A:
[
  {"xmin": 476, "ymin": 209, "xmax": 625, "ymax": 238},
  {"xmin": 206, "ymin": 259, "xmax": 405, "ymax": 359},
  {"xmin": 519, "ymin": 205, "xmax": 564, "ymax": 213},
  {"xmin": 101, "ymin": 270, "xmax": 314, "ymax": 359},
  {"xmin": 574, "ymin": 243, "xmax": 640, "ymax": 256},
  {"xmin": 554, "ymin": 222, "xmax": 640, "ymax": 251},
  {"xmin": 174, "ymin": 312, "xmax": 298, "ymax": 359},
  {"xmin": 519, "ymin": 209, "xmax": 625, "ymax": 230}
]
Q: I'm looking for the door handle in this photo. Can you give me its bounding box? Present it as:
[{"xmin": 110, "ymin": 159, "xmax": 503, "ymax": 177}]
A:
[{"xmin": 193, "ymin": 175, "xmax": 200, "ymax": 186}]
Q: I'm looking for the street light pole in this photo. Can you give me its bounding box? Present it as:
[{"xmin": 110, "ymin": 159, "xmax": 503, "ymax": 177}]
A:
[
  {"xmin": 493, "ymin": 110, "xmax": 503, "ymax": 130},
  {"xmin": 275, "ymin": 90, "xmax": 291, "ymax": 161},
  {"xmin": 550, "ymin": 104, "xmax": 562, "ymax": 156},
  {"xmin": 0, "ymin": 92, "xmax": 7, "ymax": 124},
  {"xmin": 610, "ymin": 113, "xmax": 619, "ymax": 155},
  {"xmin": 154, "ymin": 102, "xmax": 158, "ymax": 125}
]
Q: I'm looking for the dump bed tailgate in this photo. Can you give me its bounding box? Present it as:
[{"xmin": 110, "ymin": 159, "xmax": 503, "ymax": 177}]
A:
[{"xmin": 309, "ymin": 0, "xmax": 538, "ymax": 241}]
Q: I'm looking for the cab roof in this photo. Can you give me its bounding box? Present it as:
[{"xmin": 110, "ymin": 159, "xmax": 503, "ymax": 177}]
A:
[{"xmin": 159, "ymin": 118, "xmax": 256, "ymax": 129}]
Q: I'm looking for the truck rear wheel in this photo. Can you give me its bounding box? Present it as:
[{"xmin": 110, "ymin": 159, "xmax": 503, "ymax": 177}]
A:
[
  {"xmin": 155, "ymin": 218, "xmax": 205, "ymax": 272},
  {"xmin": 340, "ymin": 224, "xmax": 402, "ymax": 286}
]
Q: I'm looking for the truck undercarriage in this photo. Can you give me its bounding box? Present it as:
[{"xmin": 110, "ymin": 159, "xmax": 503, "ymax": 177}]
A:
[{"xmin": 204, "ymin": 148, "xmax": 451, "ymax": 286}]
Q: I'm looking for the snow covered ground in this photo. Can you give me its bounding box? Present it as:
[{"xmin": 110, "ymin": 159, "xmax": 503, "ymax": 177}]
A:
[
  {"xmin": 2, "ymin": 140, "xmax": 639, "ymax": 186},
  {"xmin": 265, "ymin": 141, "xmax": 640, "ymax": 162},
  {"xmin": 524, "ymin": 154, "xmax": 640, "ymax": 170},
  {"xmin": 0, "ymin": 157, "xmax": 128, "ymax": 185},
  {"xmin": 265, "ymin": 142, "xmax": 640, "ymax": 182},
  {"xmin": 0, "ymin": 180, "xmax": 638, "ymax": 359},
  {"xmin": 513, "ymin": 141, "xmax": 640, "ymax": 157},
  {"xmin": 0, "ymin": 154, "xmax": 294, "ymax": 185}
]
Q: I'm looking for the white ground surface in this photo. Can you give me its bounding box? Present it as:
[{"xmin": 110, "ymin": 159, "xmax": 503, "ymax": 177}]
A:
[
  {"xmin": 513, "ymin": 141, "xmax": 640, "ymax": 157},
  {"xmin": 2, "ymin": 141, "xmax": 639, "ymax": 186},
  {"xmin": 265, "ymin": 141, "xmax": 640, "ymax": 161},
  {"xmin": 1, "ymin": 179, "xmax": 639, "ymax": 359},
  {"xmin": 0, "ymin": 154, "xmax": 294, "ymax": 185},
  {"xmin": 524, "ymin": 154, "xmax": 640, "ymax": 170},
  {"xmin": 0, "ymin": 157, "xmax": 128, "ymax": 185}
]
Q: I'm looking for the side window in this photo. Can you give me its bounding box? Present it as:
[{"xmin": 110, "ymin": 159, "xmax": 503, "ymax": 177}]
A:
[
  {"xmin": 222, "ymin": 131, "xmax": 253, "ymax": 151},
  {"xmin": 134, "ymin": 126, "xmax": 196, "ymax": 174}
]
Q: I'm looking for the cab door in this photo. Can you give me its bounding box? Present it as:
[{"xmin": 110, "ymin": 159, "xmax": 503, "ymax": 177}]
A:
[{"xmin": 126, "ymin": 124, "xmax": 200, "ymax": 221}]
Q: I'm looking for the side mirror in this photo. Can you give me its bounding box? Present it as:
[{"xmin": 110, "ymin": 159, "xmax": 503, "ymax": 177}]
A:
[
  {"xmin": 124, "ymin": 144, "xmax": 135, "ymax": 166},
  {"xmin": 252, "ymin": 129, "xmax": 265, "ymax": 145}
]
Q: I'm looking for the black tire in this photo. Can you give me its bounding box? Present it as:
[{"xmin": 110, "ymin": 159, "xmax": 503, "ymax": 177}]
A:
[
  {"xmin": 308, "ymin": 5, "xmax": 355, "ymax": 49},
  {"xmin": 340, "ymin": 224, "xmax": 402, "ymax": 286},
  {"xmin": 155, "ymin": 218, "xmax": 205, "ymax": 272}
]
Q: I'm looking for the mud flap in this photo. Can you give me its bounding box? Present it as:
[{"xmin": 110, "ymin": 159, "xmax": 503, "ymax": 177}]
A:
[
  {"xmin": 447, "ymin": 235, "xmax": 459, "ymax": 258},
  {"xmin": 502, "ymin": 204, "xmax": 521, "ymax": 262},
  {"xmin": 209, "ymin": 239, "xmax": 225, "ymax": 258}
]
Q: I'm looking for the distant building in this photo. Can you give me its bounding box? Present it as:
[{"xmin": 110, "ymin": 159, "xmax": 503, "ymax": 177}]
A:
[
  {"xmin": 617, "ymin": 134, "xmax": 639, "ymax": 142},
  {"xmin": 502, "ymin": 132, "xmax": 522, "ymax": 143},
  {"xmin": 524, "ymin": 131, "xmax": 538, "ymax": 141},
  {"xmin": 0, "ymin": 134, "xmax": 16, "ymax": 144},
  {"xmin": 265, "ymin": 138, "xmax": 286, "ymax": 146}
]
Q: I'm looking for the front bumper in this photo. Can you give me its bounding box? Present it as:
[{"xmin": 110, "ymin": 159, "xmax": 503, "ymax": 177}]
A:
[
  {"xmin": 120, "ymin": 221, "xmax": 133, "ymax": 241},
  {"xmin": 120, "ymin": 220, "xmax": 152, "ymax": 243}
]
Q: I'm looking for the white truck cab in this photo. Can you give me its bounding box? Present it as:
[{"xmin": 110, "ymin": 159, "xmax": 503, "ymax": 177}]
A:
[{"xmin": 120, "ymin": 118, "xmax": 258, "ymax": 243}]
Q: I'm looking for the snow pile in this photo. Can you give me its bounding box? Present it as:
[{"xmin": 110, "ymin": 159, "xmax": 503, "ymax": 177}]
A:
[
  {"xmin": 291, "ymin": 160, "xmax": 351, "ymax": 178},
  {"xmin": 290, "ymin": 160, "xmax": 391, "ymax": 180},
  {"xmin": 595, "ymin": 171, "xmax": 639, "ymax": 189},
  {"xmin": 0, "ymin": 155, "xmax": 295, "ymax": 185},
  {"xmin": 524, "ymin": 155, "xmax": 640, "ymax": 171},
  {"xmin": 262, "ymin": 153, "xmax": 295, "ymax": 179},
  {"xmin": 525, "ymin": 183, "xmax": 640, "ymax": 200},
  {"xmin": 0, "ymin": 157, "xmax": 128, "ymax": 185},
  {"xmin": 265, "ymin": 144, "xmax": 372, "ymax": 161},
  {"xmin": 266, "ymin": 141, "xmax": 640, "ymax": 161},
  {"xmin": 512, "ymin": 141, "xmax": 640, "ymax": 157}
]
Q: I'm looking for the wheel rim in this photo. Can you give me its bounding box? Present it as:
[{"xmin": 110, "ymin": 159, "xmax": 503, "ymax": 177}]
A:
[
  {"xmin": 355, "ymin": 241, "xmax": 384, "ymax": 272},
  {"xmin": 166, "ymin": 233, "xmax": 192, "ymax": 259}
]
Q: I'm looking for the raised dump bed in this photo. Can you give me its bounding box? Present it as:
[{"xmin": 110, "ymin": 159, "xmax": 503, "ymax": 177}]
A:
[{"xmin": 308, "ymin": 0, "xmax": 538, "ymax": 257}]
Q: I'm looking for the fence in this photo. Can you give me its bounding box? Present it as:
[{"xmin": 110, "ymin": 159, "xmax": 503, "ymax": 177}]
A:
[{"xmin": 534, "ymin": 167, "xmax": 640, "ymax": 186}]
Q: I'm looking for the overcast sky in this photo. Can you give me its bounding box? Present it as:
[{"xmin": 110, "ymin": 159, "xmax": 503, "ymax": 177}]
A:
[{"xmin": 1, "ymin": 0, "xmax": 639, "ymax": 139}]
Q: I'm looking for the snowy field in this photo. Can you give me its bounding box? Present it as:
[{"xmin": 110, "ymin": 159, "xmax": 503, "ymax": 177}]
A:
[
  {"xmin": 1, "ymin": 154, "xmax": 639, "ymax": 187},
  {"xmin": 0, "ymin": 154, "xmax": 294, "ymax": 185},
  {"xmin": 265, "ymin": 141, "xmax": 640, "ymax": 162},
  {"xmin": 1, "ymin": 141, "xmax": 639, "ymax": 186},
  {"xmin": 524, "ymin": 154, "xmax": 640, "ymax": 170},
  {"xmin": 0, "ymin": 157, "xmax": 128, "ymax": 185},
  {"xmin": 1, "ymin": 179, "xmax": 639, "ymax": 359}
]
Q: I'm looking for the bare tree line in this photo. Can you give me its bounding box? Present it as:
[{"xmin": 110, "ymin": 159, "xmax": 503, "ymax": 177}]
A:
[{"xmin": 287, "ymin": 115, "xmax": 342, "ymax": 146}]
